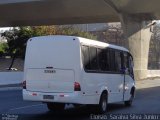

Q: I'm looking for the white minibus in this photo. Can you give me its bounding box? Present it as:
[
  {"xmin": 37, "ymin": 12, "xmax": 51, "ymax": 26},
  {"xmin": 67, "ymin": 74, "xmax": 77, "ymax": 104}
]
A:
[{"xmin": 23, "ymin": 35, "xmax": 135, "ymax": 113}]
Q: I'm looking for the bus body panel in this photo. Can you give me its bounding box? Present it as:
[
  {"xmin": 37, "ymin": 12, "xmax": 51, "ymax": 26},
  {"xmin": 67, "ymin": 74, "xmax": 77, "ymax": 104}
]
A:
[
  {"xmin": 26, "ymin": 68, "xmax": 75, "ymax": 93},
  {"xmin": 123, "ymin": 75, "xmax": 135, "ymax": 101},
  {"xmin": 24, "ymin": 36, "xmax": 81, "ymax": 93},
  {"xmin": 81, "ymin": 72, "xmax": 124, "ymax": 103}
]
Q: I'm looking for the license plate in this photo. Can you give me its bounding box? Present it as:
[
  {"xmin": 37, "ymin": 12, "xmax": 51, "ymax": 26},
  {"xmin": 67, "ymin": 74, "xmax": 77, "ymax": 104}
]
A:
[{"xmin": 43, "ymin": 95, "xmax": 54, "ymax": 100}]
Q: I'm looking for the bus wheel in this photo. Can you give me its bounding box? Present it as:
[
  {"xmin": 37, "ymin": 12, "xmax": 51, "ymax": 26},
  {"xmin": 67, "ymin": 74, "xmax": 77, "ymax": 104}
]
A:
[
  {"xmin": 124, "ymin": 94, "xmax": 134, "ymax": 106},
  {"xmin": 97, "ymin": 92, "xmax": 108, "ymax": 114},
  {"xmin": 47, "ymin": 103, "xmax": 65, "ymax": 111}
]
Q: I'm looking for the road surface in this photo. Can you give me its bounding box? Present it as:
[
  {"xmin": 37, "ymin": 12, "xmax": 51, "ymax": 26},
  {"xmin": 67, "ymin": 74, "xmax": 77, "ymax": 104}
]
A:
[{"xmin": 0, "ymin": 86, "xmax": 160, "ymax": 120}]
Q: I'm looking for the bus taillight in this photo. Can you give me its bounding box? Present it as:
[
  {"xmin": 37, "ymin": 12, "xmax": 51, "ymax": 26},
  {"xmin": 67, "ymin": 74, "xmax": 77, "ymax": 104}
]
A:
[{"xmin": 74, "ymin": 82, "xmax": 81, "ymax": 91}]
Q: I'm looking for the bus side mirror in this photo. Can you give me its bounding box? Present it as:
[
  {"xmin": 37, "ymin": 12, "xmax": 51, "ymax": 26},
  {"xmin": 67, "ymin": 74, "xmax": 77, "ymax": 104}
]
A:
[
  {"xmin": 120, "ymin": 67, "xmax": 128, "ymax": 74},
  {"xmin": 120, "ymin": 68, "xmax": 126, "ymax": 74}
]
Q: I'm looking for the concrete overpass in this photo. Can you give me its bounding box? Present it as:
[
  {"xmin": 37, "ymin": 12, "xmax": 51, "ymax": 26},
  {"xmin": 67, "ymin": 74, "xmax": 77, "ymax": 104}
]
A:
[
  {"xmin": 0, "ymin": 0, "xmax": 160, "ymax": 26},
  {"xmin": 1, "ymin": 0, "xmax": 160, "ymax": 80}
]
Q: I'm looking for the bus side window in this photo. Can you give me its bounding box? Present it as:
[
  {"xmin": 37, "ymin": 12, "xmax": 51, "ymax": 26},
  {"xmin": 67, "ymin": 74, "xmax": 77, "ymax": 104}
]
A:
[
  {"xmin": 115, "ymin": 50, "xmax": 122, "ymax": 72},
  {"xmin": 109, "ymin": 49, "xmax": 116, "ymax": 72},
  {"xmin": 105, "ymin": 49, "xmax": 110, "ymax": 71},
  {"xmin": 81, "ymin": 45, "xmax": 91, "ymax": 70},
  {"xmin": 128, "ymin": 54, "xmax": 134, "ymax": 78},
  {"xmin": 123, "ymin": 52, "xmax": 129, "ymax": 72},
  {"xmin": 90, "ymin": 47, "xmax": 98, "ymax": 70},
  {"xmin": 97, "ymin": 48, "xmax": 108, "ymax": 71}
]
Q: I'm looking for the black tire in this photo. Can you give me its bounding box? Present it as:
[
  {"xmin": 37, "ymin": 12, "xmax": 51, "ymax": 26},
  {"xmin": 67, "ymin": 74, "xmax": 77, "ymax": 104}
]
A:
[
  {"xmin": 97, "ymin": 93, "xmax": 108, "ymax": 114},
  {"xmin": 124, "ymin": 94, "xmax": 134, "ymax": 106},
  {"xmin": 47, "ymin": 103, "xmax": 65, "ymax": 111}
]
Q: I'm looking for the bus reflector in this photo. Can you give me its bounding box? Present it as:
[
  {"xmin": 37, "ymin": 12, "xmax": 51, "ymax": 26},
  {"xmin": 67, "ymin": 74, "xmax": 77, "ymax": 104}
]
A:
[
  {"xmin": 74, "ymin": 82, "xmax": 81, "ymax": 91},
  {"xmin": 59, "ymin": 95, "xmax": 64, "ymax": 97},
  {"xmin": 32, "ymin": 93, "xmax": 37, "ymax": 96},
  {"xmin": 22, "ymin": 81, "xmax": 26, "ymax": 89}
]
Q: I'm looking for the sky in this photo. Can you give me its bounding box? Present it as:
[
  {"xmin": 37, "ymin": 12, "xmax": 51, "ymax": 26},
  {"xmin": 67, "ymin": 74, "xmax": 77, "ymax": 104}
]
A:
[{"xmin": 0, "ymin": 27, "xmax": 11, "ymax": 32}]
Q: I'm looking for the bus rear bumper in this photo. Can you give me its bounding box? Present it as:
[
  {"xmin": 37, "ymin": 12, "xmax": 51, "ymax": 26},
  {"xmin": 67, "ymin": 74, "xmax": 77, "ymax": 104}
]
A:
[{"xmin": 23, "ymin": 89, "xmax": 97, "ymax": 104}]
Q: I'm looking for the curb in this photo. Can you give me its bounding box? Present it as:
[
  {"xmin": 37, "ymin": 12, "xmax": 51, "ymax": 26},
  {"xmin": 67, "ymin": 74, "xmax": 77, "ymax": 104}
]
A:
[
  {"xmin": 0, "ymin": 83, "xmax": 21, "ymax": 88},
  {"xmin": 0, "ymin": 83, "xmax": 22, "ymax": 91}
]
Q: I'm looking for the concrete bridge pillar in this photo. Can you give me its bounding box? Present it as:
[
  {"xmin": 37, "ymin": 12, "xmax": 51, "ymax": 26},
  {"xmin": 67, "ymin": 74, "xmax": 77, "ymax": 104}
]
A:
[{"xmin": 120, "ymin": 14, "xmax": 152, "ymax": 80}]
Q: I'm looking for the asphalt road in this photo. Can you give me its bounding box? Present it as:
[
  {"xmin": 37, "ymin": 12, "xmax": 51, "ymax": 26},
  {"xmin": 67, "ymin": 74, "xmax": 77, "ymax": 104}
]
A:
[{"xmin": 0, "ymin": 86, "xmax": 160, "ymax": 120}]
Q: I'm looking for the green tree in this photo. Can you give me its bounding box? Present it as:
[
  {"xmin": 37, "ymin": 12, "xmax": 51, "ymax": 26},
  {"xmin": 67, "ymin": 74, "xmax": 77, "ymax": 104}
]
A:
[
  {"xmin": 0, "ymin": 42, "xmax": 8, "ymax": 57},
  {"xmin": 0, "ymin": 43, "xmax": 8, "ymax": 53},
  {"xmin": 2, "ymin": 26, "xmax": 97, "ymax": 70}
]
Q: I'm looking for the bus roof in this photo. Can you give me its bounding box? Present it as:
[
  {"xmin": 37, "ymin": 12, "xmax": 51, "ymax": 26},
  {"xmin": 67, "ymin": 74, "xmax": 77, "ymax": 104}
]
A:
[
  {"xmin": 77, "ymin": 36, "xmax": 129, "ymax": 52},
  {"xmin": 31, "ymin": 35, "xmax": 129, "ymax": 52}
]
